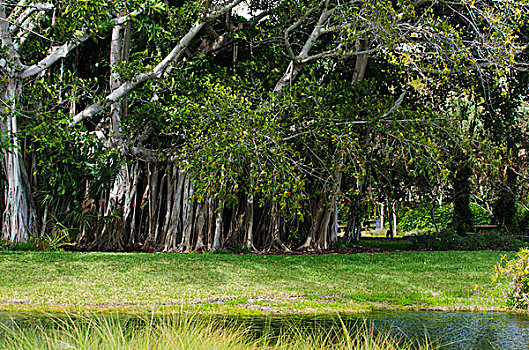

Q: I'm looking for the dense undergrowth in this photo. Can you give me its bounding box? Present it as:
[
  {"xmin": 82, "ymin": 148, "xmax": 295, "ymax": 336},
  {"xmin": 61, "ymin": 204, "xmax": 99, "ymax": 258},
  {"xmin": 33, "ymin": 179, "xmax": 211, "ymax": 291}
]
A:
[
  {"xmin": 494, "ymin": 248, "xmax": 529, "ymax": 310},
  {"xmin": 410, "ymin": 230, "xmax": 528, "ymax": 251},
  {"xmin": 1, "ymin": 228, "xmax": 526, "ymax": 254},
  {"xmin": 397, "ymin": 204, "xmax": 494, "ymax": 233}
]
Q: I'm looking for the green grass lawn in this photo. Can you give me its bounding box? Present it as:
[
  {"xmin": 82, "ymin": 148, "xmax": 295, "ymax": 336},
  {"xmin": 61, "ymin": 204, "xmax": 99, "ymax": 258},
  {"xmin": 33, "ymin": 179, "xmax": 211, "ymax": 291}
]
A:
[{"xmin": 0, "ymin": 251, "xmax": 512, "ymax": 314}]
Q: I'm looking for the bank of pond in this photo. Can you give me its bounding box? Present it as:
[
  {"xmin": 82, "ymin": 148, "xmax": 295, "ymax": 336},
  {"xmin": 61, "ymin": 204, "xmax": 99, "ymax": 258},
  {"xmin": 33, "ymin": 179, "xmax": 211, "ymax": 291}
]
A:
[{"xmin": 1, "ymin": 310, "xmax": 528, "ymax": 349}]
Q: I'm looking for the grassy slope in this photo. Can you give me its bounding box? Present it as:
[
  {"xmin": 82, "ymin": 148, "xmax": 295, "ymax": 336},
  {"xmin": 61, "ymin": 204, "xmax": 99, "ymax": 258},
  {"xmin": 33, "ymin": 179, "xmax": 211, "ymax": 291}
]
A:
[{"xmin": 0, "ymin": 251, "xmax": 511, "ymax": 313}]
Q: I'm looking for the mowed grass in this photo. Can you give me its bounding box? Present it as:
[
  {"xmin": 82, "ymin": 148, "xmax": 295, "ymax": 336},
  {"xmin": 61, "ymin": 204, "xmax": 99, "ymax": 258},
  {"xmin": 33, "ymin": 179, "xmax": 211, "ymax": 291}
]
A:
[{"xmin": 0, "ymin": 251, "xmax": 511, "ymax": 312}]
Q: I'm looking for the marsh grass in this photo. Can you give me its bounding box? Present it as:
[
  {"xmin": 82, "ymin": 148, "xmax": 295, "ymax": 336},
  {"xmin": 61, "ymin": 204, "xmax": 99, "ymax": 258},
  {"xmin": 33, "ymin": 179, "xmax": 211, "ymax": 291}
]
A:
[
  {"xmin": 0, "ymin": 313, "xmax": 439, "ymax": 350},
  {"xmin": 0, "ymin": 313, "xmax": 250, "ymax": 350}
]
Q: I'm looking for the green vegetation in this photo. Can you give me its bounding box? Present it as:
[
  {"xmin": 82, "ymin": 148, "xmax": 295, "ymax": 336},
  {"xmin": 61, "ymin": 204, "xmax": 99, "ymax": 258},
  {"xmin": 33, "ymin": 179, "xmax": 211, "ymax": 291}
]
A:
[
  {"xmin": 1, "ymin": 2, "xmax": 527, "ymax": 345},
  {"xmin": 397, "ymin": 204, "xmax": 493, "ymax": 233},
  {"xmin": 398, "ymin": 206, "xmax": 454, "ymax": 233},
  {"xmin": 0, "ymin": 313, "xmax": 437, "ymax": 350},
  {"xmin": 1, "ymin": 1, "xmax": 528, "ymax": 253},
  {"xmin": 494, "ymin": 248, "xmax": 529, "ymax": 309},
  {"xmin": 0, "ymin": 251, "xmax": 509, "ymax": 313},
  {"xmin": 410, "ymin": 230, "xmax": 528, "ymax": 251}
]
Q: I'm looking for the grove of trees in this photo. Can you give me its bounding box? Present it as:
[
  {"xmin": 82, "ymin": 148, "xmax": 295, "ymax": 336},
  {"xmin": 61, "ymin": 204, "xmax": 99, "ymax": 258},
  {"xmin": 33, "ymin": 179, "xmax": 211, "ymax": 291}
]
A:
[{"xmin": 1, "ymin": 0, "xmax": 528, "ymax": 251}]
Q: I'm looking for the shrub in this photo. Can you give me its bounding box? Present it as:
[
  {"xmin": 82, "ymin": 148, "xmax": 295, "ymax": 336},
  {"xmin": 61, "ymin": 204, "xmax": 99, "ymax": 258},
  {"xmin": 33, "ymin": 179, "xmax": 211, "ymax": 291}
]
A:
[
  {"xmin": 14, "ymin": 242, "xmax": 38, "ymax": 251},
  {"xmin": 0, "ymin": 235, "xmax": 68, "ymax": 252},
  {"xmin": 31, "ymin": 231, "xmax": 72, "ymax": 251},
  {"xmin": 0, "ymin": 239, "xmax": 14, "ymax": 251},
  {"xmin": 471, "ymin": 204, "xmax": 492, "ymax": 226},
  {"xmin": 494, "ymin": 248, "xmax": 529, "ymax": 309},
  {"xmin": 513, "ymin": 207, "xmax": 529, "ymax": 235},
  {"xmin": 0, "ymin": 240, "xmax": 37, "ymax": 251},
  {"xmin": 398, "ymin": 205, "xmax": 453, "ymax": 232},
  {"xmin": 398, "ymin": 203, "xmax": 492, "ymax": 233},
  {"xmin": 411, "ymin": 229, "xmax": 527, "ymax": 251}
]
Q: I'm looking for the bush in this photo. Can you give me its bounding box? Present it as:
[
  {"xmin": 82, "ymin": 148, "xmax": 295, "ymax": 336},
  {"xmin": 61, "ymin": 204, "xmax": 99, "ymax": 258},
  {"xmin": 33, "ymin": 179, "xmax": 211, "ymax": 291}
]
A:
[
  {"xmin": 398, "ymin": 205, "xmax": 453, "ymax": 232},
  {"xmin": 0, "ymin": 240, "xmax": 37, "ymax": 251},
  {"xmin": 398, "ymin": 203, "xmax": 492, "ymax": 233},
  {"xmin": 411, "ymin": 229, "xmax": 527, "ymax": 251},
  {"xmin": 14, "ymin": 242, "xmax": 38, "ymax": 251},
  {"xmin": 494, "ymin": 248, "xmax": 529, "ymax": 309},
  {"xmin": 0, "ymin": 236, "xmax": 67, "ymax": 252},
  {"xmin": 471, "ymin": 204, "xmax": 492, "ymax": 226},
  {"xmin": 0, "ymin": 239, "xmax": 14, "ymax": 251},
  {"xmin": 513, "ymin": 207, "xmax": 529, "ymax": 235}
]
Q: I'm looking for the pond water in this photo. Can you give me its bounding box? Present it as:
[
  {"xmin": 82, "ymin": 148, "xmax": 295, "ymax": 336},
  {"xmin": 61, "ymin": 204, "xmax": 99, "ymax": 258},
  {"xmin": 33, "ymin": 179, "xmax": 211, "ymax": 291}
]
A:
[
  {"xmin": 1, "ymin": 310, "xmax": 528, "ymax": 349},
  {"xmin": 228, "ymin": 311, "xmax": 529, "ymax": 349}
]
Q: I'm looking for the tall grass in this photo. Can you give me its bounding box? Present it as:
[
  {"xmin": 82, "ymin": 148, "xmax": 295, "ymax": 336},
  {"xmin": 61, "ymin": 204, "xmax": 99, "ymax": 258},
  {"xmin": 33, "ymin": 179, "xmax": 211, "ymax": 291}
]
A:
[{"xmin": 0, "ymin": 313, "xmax": 439, "ymax": 350}]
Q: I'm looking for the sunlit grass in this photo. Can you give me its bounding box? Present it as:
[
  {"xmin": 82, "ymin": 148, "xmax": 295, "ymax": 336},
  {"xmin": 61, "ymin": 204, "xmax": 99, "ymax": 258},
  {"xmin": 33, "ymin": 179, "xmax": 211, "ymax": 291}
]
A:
[
  {"xmin": 0, "ymin": 251, "xmax": 510, "ymax": 312},
  {"xmin": 0, "ymin": 313, "xmax": 439, "ymax": 350}
]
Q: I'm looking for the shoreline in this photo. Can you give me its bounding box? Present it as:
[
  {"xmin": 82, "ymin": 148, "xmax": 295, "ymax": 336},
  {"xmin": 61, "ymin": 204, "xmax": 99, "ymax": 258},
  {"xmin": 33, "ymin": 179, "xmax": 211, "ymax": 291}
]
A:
[{"xmin": 0, "ymin": 295, "xmax": 514, "ymax": 315}]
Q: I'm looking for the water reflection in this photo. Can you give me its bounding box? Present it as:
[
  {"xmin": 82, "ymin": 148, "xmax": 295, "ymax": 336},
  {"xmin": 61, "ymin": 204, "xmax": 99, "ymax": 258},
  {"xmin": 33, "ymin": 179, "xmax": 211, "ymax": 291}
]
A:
[
  {"xmin": 223, "ymin": 311, "xmax": 529, "ymax": 350},
  {"xmin": 1, "ymin": 310, "xmax": 528, "ymax": 349},
  {"xmin": 367, "ymin": 311, "xmax": 529, "ymax": 349}
]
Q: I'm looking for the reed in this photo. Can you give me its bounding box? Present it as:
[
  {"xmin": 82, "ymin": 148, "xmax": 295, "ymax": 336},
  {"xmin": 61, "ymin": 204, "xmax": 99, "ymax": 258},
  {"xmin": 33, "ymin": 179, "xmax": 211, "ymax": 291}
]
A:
[{"xmin": 0, "ymin": 313, "xmax": 439, "ymax": 350}]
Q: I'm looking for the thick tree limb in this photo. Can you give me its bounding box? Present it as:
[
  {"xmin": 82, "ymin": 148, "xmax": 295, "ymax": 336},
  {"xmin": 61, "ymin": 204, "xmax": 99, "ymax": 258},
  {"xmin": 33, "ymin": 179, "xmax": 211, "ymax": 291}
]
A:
[
  {"xmin": 71, "ymin": 0, "xmax": 244, "ymax": 125},
  {"xmin": 14, "ymin": 9, "xmax": 45, "ymax": 50},
  {"xmin": 274, "ymin": 4, "xmax": 336, "ymax": 92},
  {"xmin": 21, "ymin": 4, "xmax": 147, "ymax": 79},
  {"xmin": 283, "ymin": 4, "xmax": 321, "ymax": 62},
  {"xmin": 21, "ymin": 29, "xmax": 91, "ymax": 78},
  {"xmin": 7, "ymin": 2, "xmax": 53, "ymax": 49},
  {"xmin": 0, "ymin": 4, "xmax": 22, "ymax": 67},
  {"xmin": 5, "ymin": 1, "xmax": 29, "ymax": 23}
]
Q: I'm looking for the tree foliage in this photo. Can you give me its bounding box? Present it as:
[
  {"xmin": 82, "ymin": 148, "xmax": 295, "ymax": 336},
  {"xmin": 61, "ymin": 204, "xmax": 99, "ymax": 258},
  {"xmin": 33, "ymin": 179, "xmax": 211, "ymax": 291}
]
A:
[{"xmin": 1, "ymin": 0, "xmax": 528, "ymax": 250}]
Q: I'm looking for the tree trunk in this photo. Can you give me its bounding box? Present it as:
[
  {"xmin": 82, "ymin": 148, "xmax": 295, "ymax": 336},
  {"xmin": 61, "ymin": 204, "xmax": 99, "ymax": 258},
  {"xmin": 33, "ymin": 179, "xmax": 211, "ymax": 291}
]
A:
[
  {"xmin": 391, "ymin": 204, "xmax": 397, "ymax": 238},
  {"xmin": 270, "ymin": 202, "xmax": 290, "ymax": 251},
  {"xmin": 452, "ymin": 161, "xmax": 473, "ymax": 234},
  {"xmin": 299, "ymin": 196, "xmax": 326, "ymax": 250},
  {"xmin": 345, "ymin": 173, "xmax": 367, "ymax": 242},
  {"xmin": 94, "ymin": 18, "xmax": 133, "ymax": 250},
  {"xmin": 212, "ymin": 204, "xmax": 223, "ymax": 250},
  {"xmin": 380, "ymin": 202, "xmax": 385, "ymax": 230},
  {"xmin": 180, "ymin": 174, "xmax": 195, "ymax": 251},
  {"xmin": 194, "ymin": 199, "xmax": 209, "ymax": 250},
  {"xmin": 316, "ymin": 202, "xmax": 332, "ymax": 249},
  {"xmin": 0, "ymin": 78, "xmax": 37, "ymax": 242},
  {"xmin": 494, "ymin": 166, "xmax": 517, "ymax": 232},
  {"xmin": 163, "ymin": 169, "xmax": 186, "ymax": 251},
  {"xmin": 109, "ymin": 19, "xmax": 131, "ymax": 146},
  {"xmin": 352, "ymin": 39, "xmax": 369, "ymax": 84},
  {"xmin": 245, "ymin": 194, "xmax": 256, "ymax": 250},
  {"xmin": 329, "ymin": 169, "xmax": 342, "ymax": 245}
]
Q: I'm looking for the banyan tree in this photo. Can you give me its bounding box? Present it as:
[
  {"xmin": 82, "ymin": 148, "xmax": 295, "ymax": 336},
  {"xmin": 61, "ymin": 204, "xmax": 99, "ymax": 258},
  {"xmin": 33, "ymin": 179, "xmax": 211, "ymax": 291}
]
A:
[{"xmin": 1, "ymin": 0, "xmax": 528, "ymax": 251}]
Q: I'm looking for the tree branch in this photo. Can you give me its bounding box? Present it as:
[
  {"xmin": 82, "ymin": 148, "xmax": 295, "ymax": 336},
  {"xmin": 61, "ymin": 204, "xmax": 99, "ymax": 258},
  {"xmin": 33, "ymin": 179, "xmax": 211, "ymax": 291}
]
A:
[
  {"xmin": 20, "ymin": 4, "xmax": 147, "ymax": 79},
  {"xmin": 9, "ymin": 2, "xmax": 52, "ymax": 32},
  {"xmin": 14, "ymin": 8, "xmax": 46, "ymax": 50},
  {"xmin": 274, "ymin": 3, "xmax": 335, "ymax": 92},
  {"xmin": 71, "ymin": 0, "xmax": 244, "ymax": 125},
  {"xmin": 0, "ymin": 3, "xmax": 22, "ymax": 67},
  {"xmin": 283, "ymin": 4, "xmax": 321, "ymax": 62},
  {"xmin": 21, "ymin": 29, "xmax": 91, "ymax": 78},
  {"xmin": 380, "ymin": 92, "xmax": 406, "ymax": 119}
]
